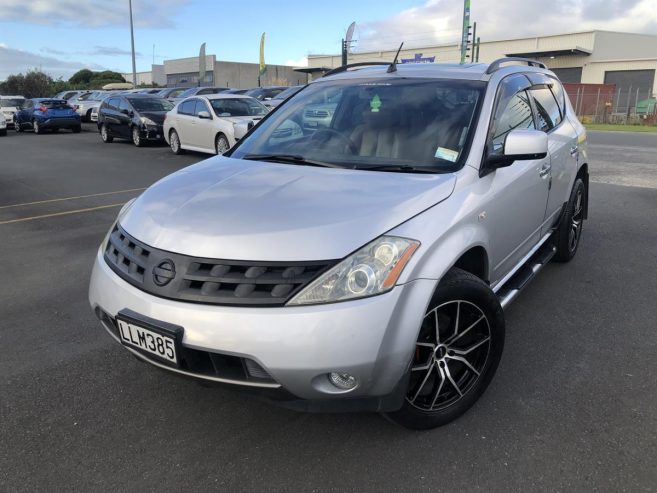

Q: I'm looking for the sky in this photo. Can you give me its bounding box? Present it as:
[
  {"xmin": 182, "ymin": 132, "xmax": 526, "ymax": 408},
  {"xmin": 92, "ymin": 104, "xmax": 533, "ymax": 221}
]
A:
[{"xmin": 1, "ymin": 0, "xmax": 656, "ymax": 81}]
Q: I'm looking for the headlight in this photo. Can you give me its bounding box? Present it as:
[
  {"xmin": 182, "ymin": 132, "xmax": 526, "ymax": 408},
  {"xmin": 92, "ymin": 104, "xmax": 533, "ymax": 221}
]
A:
[
  {"xmin": 288, "ymin": 236, "xmax": 419, "ymax": 306},
  {"xmin": 140, "ymin": 117, "xmax": 157, "ymax": 126}
]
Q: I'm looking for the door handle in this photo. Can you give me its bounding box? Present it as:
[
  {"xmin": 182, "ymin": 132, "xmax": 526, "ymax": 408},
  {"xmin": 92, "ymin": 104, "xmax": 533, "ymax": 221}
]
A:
[
  {"xmin": 570, "ymin": 145, "xmax": 579, "ymax": 156},
  {"xmin": 539, "ymin": 163, "xmax": 551, "ymax": 178}
]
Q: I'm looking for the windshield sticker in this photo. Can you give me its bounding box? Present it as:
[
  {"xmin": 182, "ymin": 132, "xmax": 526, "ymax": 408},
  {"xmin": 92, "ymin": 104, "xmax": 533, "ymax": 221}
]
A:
[
  {"xmin": 370, "ymin": 94, "xmax": 382, "ymax": 112},
  {"xmin": 435, "ymin": 147, "xmax": 459, "ymax": 162}
]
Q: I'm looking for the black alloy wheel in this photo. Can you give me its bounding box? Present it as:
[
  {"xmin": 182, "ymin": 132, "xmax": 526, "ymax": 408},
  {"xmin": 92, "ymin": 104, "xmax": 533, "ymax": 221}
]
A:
[{"xmin": 386, "ymin": 268, "xmax": 505, "ymax": 430}]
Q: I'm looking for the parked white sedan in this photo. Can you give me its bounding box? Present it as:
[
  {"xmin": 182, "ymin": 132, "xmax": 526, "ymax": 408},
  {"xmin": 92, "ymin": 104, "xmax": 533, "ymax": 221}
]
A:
[{"xmin": 164, "ymin": 94, "xmax": 268, "ymax": 155}]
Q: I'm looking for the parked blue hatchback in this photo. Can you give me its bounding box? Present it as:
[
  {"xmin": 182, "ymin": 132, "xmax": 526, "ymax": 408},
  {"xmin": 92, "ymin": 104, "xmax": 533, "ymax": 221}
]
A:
[{"xmin": 14, "ymin": 98, "xmax": 81, "ymax": 134}]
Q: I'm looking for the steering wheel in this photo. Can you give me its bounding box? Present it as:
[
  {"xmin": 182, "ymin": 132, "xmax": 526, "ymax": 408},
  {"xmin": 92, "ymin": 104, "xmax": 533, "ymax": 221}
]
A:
[{"xmin": 309, "ymin": 128, "xmax": 358, "ymax": 154}]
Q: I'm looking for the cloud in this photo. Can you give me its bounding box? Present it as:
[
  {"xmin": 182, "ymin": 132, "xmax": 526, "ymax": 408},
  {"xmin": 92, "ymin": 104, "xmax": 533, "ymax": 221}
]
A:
[
  {"xmin": 0, "ymin": 0, "xmax": 190, "ymax": 28},
  {"xmin": 40, "ymin": 47, "xmax": 68, "ymax": 56},
  {"xmin": 354, "ymin": 0, "xmax": 657, "ymax": 52},
  {"xmin": 0, "ymin": 46, "xmax": 106, "ymax": 80},
  {"xmin": 285, "ymin": 56, "xmax": 308, "ymax": 67},
  {"xmin": 40, "ymin": 46, "xmax": 143, "ymax": 58},
  {"xmin": 90, "ymin": 46, "xmax": 143, "ymax": 57}
]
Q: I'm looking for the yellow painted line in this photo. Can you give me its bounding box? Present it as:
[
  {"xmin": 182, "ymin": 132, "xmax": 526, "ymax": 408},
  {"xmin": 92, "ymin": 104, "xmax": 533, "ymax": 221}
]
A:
[
  {"xmin": 0, "ymin": 187, "xmax": 146, "ymax": 210},
  {"xmin": 0, "ymin": 203, "xmax": 123, "ymax": 225}
]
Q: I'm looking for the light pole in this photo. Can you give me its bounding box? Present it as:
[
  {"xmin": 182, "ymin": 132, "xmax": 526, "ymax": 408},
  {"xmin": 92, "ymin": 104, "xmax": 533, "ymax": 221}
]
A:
[{"xmin": 129, "ymin": 0, "xmax": 137, "ymax": 87}]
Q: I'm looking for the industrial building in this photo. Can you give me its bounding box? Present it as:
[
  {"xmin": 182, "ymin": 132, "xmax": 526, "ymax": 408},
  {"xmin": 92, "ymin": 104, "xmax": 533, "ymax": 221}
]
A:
[
  {"xmin": 123, "ymin": 54, "xmax": 307, "ymax": 89},
  {"xmin": 307, "ymin": 30, "xmax": 657, "ymax": 100}
]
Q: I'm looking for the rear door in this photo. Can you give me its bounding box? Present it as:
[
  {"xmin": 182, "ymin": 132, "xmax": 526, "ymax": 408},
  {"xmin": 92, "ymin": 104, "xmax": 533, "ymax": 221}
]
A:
[
  {"xmin": 484, "ymin": 74, "xmax": 551, "ymax": 281},
  {"xmin": 103, "ymin": 98, "xmax": 121, "ymax": 134},
  {"xmin": 116, "ymin": 98, "xmax": 133, "ymax": 138},
  {"xmin": 527, "ymin": 77, "xmax": 579, "ymax": 234},
  {"xmin": 175, "ymin": 99, "xmax": 197, "ymax": 147}
]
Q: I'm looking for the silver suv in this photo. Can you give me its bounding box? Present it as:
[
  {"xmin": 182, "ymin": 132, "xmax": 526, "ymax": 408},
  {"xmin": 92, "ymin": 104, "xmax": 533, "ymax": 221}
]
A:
[{"xmin": 89, "ymin": 58, "xmax": 588, "ymax": 429}]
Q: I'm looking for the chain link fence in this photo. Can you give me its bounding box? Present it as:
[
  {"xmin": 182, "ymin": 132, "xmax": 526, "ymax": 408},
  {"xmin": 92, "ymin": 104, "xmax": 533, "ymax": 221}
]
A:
[{"xmin": 563, "ymin": 83, "xmax": 657, "ymax": 125}]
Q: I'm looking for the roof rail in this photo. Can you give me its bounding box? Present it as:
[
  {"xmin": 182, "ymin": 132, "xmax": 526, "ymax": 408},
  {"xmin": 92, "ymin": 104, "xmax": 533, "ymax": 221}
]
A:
[
  {"xmin": 486, "ymin": 57, "xmax": 547, "ymax": 74},
  {"xmin": 322, "ymin": 62, "xmax": 391, "ymax": 78}
]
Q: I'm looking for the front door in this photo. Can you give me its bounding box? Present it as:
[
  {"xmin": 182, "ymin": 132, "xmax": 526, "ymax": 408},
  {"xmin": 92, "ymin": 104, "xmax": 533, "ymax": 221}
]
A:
[{"xmin": 483, "ymin": 76, "xmax": 551, "ymax": 282}]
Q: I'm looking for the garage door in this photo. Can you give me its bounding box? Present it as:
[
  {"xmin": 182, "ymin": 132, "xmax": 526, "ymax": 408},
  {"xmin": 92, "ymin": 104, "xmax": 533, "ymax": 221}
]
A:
[
  {"xmin": 551, "ymin": 68, "xmax": 582, "ymax": 83},
  {"xmin": 604, "ymin": 69, "xmax": 655, "ymax": 101}
]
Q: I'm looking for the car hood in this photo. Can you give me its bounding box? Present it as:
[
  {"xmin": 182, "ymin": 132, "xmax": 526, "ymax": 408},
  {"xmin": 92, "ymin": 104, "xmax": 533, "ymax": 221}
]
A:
[
  {"xmin": 120, "ymin": 156, "xmax": 456, "ymax": 261},
  {"xmin": 139, "ymin": 111, "xmax": 167, "ymax": 124}
]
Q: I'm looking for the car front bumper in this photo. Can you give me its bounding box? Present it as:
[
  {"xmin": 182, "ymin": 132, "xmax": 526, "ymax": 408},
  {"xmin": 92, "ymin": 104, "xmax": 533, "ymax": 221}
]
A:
[
  {"xmin": 88, "ymin": 248, "xmax": 435, "ymax": 411},
  {"xmin": 140, "ymin": 125, "xmax": 164, "ymax": 141}
]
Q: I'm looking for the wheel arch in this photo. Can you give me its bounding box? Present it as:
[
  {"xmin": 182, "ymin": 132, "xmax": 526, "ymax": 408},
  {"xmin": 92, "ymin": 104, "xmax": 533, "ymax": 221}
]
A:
[{"xmin": 452, "ymin": 246, "xmax": 490, "ymax": 283}]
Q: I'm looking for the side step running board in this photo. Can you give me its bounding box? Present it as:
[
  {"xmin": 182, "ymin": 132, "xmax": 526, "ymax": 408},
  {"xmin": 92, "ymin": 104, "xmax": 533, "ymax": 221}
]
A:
[{"xmin": 496, "ymin": 241, "xmax": 557, "ymax": 309}]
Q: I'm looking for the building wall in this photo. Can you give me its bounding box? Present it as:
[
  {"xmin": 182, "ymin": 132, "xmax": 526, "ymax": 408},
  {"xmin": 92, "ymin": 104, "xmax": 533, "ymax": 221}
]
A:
[
  {"xmin": 213, "ymin": 61, "xmax": 307, "ymax": 89},
  {"xmin": 307, "ymin": 31, "xmax": 657, "ymax": 95},
  {"xmin": 120, "ymin": 71, "xmax": 153, "ymax": 86},
  {"xmin": 151, "ymin": 64, "xmax": 166, "ymax": 86}
]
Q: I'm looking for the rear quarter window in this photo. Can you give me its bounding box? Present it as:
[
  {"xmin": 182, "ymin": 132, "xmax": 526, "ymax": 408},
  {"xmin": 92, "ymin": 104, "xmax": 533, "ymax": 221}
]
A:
[{"xmin": 531, "ymin": 87, "xmax": 562, "ymax": 131}]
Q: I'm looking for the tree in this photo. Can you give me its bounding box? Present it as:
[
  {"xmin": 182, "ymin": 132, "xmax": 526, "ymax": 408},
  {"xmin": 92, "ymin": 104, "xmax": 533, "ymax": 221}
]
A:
[
  {"xmin": 0, "ymin": 74, "xmax": 25, "ymax": 95},
  {"xmin": 22, "ymin": 71, "xmax": 53, "ymax": 98},
  {"xmin": 69, "ymin": 69, "xmax": 94, "ymax": 85}
]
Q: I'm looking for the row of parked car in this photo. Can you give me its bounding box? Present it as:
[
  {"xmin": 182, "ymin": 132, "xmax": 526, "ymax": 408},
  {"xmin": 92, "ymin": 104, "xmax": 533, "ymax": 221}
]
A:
[{"xmin": 0, "ymin": 85, "xmax": 304, "ymax": 144}]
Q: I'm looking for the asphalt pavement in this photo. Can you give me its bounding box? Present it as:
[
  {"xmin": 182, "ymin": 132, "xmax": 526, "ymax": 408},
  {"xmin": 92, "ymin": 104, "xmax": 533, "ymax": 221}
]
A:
[{"xmin": 1, "ymin": 126, "xmax": 656, "ymax": 492}]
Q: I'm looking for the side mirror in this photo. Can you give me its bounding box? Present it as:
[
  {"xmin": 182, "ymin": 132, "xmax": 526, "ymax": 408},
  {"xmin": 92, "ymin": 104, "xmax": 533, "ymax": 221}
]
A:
[
  {"xmin": 198, "ymin": 110, "xmax": 211, "ymax": 119},
  {"xmin": 488, "ymin": 129, "xmax": 548, "ymax": 168}
]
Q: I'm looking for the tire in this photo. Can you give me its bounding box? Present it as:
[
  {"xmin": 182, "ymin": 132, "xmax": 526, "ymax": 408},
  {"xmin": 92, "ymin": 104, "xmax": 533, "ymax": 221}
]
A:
[
  {"xmin": 72, "ymin": 125, "xmax": 81, "ymax": 134},
  {"xmin": 553, "ymin": 177, "xmax": 585, "ymax": 263},
  {"xmin": 132, "ymin": 126, "xmax": 143, "ymax": 147},
  {"xmin": 33, "ymin": 119, "xmax": 41, "ymax": 134},
  {"xmin": 100, "ymin": 124, "xmax": 113, "ymax": 143},
  {"xmin": 169, "ymin": 129, "xmax": 184, "ymax": 155},
  {"xmin": 385, "ymin": 268, "xmax": 505, "ymax": 430},
  {"xmin": 14, "ymin": 118, "xmax": 23, "ymax": 132},
  {"xmin": 215, "ymin": 133, "xmax": 230, "ymax": 155},
  {"xmin": 86, "ymin": 109, "xmax": 93, "ymax": 122},
  {"xmin": 0, "ymin": 129, "xmax": 6, "ymax": 136}
]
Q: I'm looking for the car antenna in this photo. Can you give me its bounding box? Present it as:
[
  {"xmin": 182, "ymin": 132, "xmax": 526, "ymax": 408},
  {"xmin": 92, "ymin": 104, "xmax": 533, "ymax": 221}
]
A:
[{"xmin": 387, "ymin": 42, "xmax": 404, "ymax": 73}]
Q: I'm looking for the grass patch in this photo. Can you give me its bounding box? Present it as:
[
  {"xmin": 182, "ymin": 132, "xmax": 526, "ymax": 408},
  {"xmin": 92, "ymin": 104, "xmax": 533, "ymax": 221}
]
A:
[{"xmin": 584, "ymin": 123, "xmax": 657, "ymax": 133}]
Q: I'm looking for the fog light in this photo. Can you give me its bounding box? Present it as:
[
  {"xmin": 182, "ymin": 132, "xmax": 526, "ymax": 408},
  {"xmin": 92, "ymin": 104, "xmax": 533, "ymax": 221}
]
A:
[{"xmin": 328, "ymin": 372, "xmax": 358, "ymax": 390}]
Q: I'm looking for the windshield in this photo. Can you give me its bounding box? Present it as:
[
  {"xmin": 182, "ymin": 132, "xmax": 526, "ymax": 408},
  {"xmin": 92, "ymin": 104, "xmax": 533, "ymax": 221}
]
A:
[
  {"xmin": 128, "ymin": 98, "xmax": 174, "ymax": 112},
  {"xmin": 41, "ymin": 100, "xmax": 72, "ymax": 109},
  {"xmin": 230, "ymin": 78, "xmax": 485, "ymax": 172},
  {"xmin": 211, "ymin": 98, "xmax": 267, "ymax": 117},
  {"xmin": 272, "ymin": 86, "xmax": 303, "ymax": 100},
  {"xmin": 177, "ymin": 88, "xmax": 198, "ymax": 98},
  {"xmin": 0, "ymin": 98, "xmax": 24, "ymax": 107}
]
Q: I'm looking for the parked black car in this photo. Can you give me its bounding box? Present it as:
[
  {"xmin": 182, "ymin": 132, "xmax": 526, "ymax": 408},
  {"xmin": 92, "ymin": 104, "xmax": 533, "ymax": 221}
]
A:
[{"xmin": 97, "ymin": 94, "xmax": 173, "ymax": 147}]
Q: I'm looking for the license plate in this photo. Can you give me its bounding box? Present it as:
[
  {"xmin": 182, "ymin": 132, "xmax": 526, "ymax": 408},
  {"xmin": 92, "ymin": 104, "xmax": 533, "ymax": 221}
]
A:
[{"xmin": 117, "ymin": 316, "xmax": 179, "ymax": 365}]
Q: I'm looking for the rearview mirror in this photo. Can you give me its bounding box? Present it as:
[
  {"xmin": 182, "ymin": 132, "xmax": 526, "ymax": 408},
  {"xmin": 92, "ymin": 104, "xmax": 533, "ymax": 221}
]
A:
[
  {"xmin": 198, "ymin": 111, "xmax": 211, "ymax": 119},
  {"xmin": 488, "ymin": 129, "xmax": 548, "ymax": 168}
]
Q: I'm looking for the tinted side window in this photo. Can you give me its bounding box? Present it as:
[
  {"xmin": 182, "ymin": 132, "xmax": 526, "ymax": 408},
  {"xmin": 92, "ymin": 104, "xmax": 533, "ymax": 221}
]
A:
[
  {"xmin": 179, "ymin": 99, "xmax": 196, "ymax": 115},
  {"xmin": 491, "ymin": 91, "xmax": 535, "ymax": 153},
  {"xmin": 549, "ymin": 80, "xmax": 566, "ymax": 118},
  {"xmin": 24, "ymin": 100, "xmax": 34, "ymax": 109},
  {"xmin": 531, "ymin": 88, "xmax": 561, "ymax": 131},
  {"xmin": 197, "ymin": 88, "xmax": 214, "ymax": 95},
  {"xmin": 118, "ymin": 99, "xmax": 131, "ymax": 112},
  {"xmin": 107, "ymin": 98, "xmax": 120, "ymax": 110},
  {"xmin": 194, "ymin": 100, "xmax": 209, "ymax": 116}
]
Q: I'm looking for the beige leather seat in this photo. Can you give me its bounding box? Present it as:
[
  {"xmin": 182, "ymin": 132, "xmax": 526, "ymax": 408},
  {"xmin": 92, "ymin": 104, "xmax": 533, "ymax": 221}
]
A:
[{"xmin": 350, "ymin": 109, "xmax": 404, "ymax": 158}]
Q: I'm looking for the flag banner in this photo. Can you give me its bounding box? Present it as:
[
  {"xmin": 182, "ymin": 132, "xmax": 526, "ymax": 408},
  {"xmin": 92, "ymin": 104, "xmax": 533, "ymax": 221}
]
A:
[{"xmin": 259, "ymin": 33, "xmax": 267, "ymax": 76}]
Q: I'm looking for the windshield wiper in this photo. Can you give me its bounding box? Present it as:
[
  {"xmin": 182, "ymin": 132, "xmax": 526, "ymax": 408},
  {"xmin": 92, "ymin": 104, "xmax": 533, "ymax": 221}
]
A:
[
  {"xmin": 242, "ymin": 154, "xmax": 344, "ymax": 168},
  {"xmin": 353, "ymin": 164, "xmax": 440, "ymax": 174}
]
